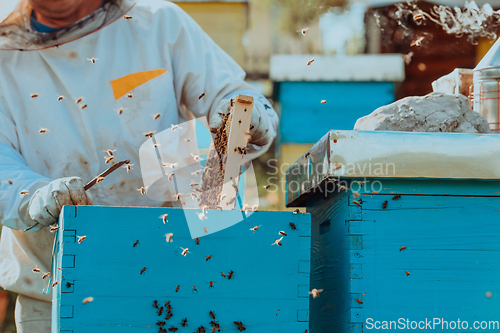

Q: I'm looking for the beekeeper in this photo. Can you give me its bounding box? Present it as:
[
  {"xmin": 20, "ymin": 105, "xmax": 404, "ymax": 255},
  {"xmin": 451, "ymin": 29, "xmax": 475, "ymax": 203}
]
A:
[{"xmin": 0, "ymin": 0, "xmax": 279, "ymax": 332}]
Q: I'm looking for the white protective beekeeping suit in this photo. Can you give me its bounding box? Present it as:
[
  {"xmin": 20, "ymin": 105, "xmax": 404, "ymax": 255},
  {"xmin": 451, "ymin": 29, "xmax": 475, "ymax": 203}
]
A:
[{"xmin": 0, "ymin": 1, "xmax": 279, "ymax": 332}]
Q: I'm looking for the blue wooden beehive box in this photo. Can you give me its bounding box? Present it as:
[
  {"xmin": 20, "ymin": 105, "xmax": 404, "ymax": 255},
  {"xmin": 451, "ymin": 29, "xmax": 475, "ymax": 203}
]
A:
[
  {"xmin": 51, "ymin": 206, "xmax": 310, "ymax": 332},
  {"xmin": 286, "ymin": 130, "xmax": 500, "ymax": 333}
]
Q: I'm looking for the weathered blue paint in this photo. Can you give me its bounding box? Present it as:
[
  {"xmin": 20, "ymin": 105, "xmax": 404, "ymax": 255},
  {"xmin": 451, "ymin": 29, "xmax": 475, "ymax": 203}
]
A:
[
  {"xmin": 307, "ymin": 179, "xmax": 500, "ymax": 332},
  {"xmin": 52, "ymin": 206, "xmax": 310, "ymax": 332},
  {"xmin": 277, "ymin": 82, "xmax": 395, "ymax": 144}
]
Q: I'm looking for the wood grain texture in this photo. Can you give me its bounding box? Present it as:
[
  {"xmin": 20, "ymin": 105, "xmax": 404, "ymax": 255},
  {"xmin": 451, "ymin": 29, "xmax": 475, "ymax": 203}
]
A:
[
  {"xmin": 307, "ymin": 180, "xmax": 500, "ymax": 333},
  {"xmin": 52, "ymin": 206, "xmax": 310, "ymax": 332}
]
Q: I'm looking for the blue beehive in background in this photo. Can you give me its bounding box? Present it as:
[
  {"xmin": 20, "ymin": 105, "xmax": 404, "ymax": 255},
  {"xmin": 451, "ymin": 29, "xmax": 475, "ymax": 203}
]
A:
[
  {"xmin": 52, "ymin": 206, "xmax": 310, "ymax": 332},
  {"xmin": 270, "ymin": 55, "xmax": 405, "ymax": 144},
  {"xmin": 286, "ymin": 130, "xmax": 500, "ymax": 333}
]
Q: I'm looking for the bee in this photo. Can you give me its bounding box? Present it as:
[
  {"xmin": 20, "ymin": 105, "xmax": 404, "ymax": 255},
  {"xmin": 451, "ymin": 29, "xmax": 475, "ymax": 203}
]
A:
[
  {"xmin": 153, "ymin": 144, "xmax": 160, "ymax": 149},
  {"xmin": 39, "ymin": 128, "xmax": 48, "ymax": 134},
  {"xmin": 116, "ymin": 108, "xmax": 124, "ymax": 115},
  {"xmin": 57, "ymin": 96, "xmax": 64, "ymax": 101},
  {"xmin": 382, "ymin": 200, "xmax": 388, "ymax": 209},
  {"xmin": 400, "ymin": 245, "xmax": 407, "ymax": 251},
  {"xmin": 184, "ymin": 138, "xmax": 191, "ymax": 142},
  {"xmin": 95, "ymin": 176, "xmax": 105, "ymax": 184},
  {"xmin": 77, "ymin": 235, "xmax": 86, "ymax": 244},
  {"xmin": 195, "ymin": 237, "xmax": 200, "ymax": 245},
  {"xmin": 181, "ymin": 318, "xmax": 188, "ymax": 327},
  {"xmin": 192, "ymin": 286, "xmax": 197, "ymax": 292},
  {"xmin": 76, "ymin": 97, "xmax": 83, "ymax": 104},
  {"xmin": 144, "ymin": 131, "xmax": 155, "ymax": 137},
  {"xmin": 154, "ymin": 113, "xmax": 161, "ymax": 120},
  {"xmin": 157, "ymin": 321, "xmax": 166, "ymax": 326},
  {"xmin": 289, "ymin": 222, "xmax": 297, "ymax": 230},
  {"xmin": 227, "ymin": 197, "xmax": 236, "ymax": 206},
  {"xmin": 86, "ymin": 57, "xmax": 97, "ymax": 63},
  {"xmin": 159, "ymin": 214, "xmax": 168, "ymax": 223},
  {"xmin": 209, "ymin": 281, "xmax": 213, "ymax": 288},
  {"xmin": 7, "ymin": 180, "xmax": 12, "ymax": 185},
  {"xmin": 181, "ymin": 247, "xmax": 189, "ymax": 256},
  {"xmin": 168, "ymin": 326, "xmax": 178, "ymax": 332},
  {"xmin": 219, "ymin": 194, "xmax": 226, "ymax": 201},
  {"xmin": 140, "ymin": 267, "xmax": 147, "ymax": 274},
  {"xmin": 333, "ymin": 163, "xmax": 342, "ymax": 171},
  {"xmin": 123, "ymin": 15, "xmax": 132, "ymax": 20},
  {"xmin": 297, "ymin": 27, "xmax": 310, "ymax": 36},
  {"xmin": 174, "ymin": 193, "xmax": 182, "ymax": 201},
  {"xmin": 66, "ymin": 282, "xmax": 73, "ymax": 288},
  {"xmin": 206, "ymin": 255, "xmax": 212, "ymax": 261},
  {"xmin": 165, "ymin": 233, "xmax": 173, "ymax": 243},
  {"xmin": 272, "ymin": 237, "xmax": 283, "ymax": 246},
  {"xmin": 251, "ymin": 205, "xmax": 258, "ymax": 212},
  {"xmin": 170, "ymin": 124, "xmax": 181, "ymax": 131},
  {"xmin": 122, "ymin": 163, "xmax": 134, "ymax": 173},
  {"xmin": 42, "ymin": 272, "xmax": 50, "ymax": 279},
  {"xmin": 263, "ymin": 184, "xmax": 271, "ymax": 190},
  {"xmin": 413, "ymin": 13, "xmax": 423, "ymax": 21},
  {"xmin": 175, "ymin": 285, "xmax": 180, "ymax": 292},
  {"xmin": 201, "ymin": 205, "xmax": 208, "ymax": 214},
  {"xmin": 137, "ymin": 186, "xmax": 147, "ymax": 195},
  {"xmin": 203, "ymin": 227, "xmax": 208, "ymax": 233},
  {"xmin": 19, "ymin": 190, "xmax": 29, "ymax": 197},
  {"xmin": 166, "ymin": 304, "xmax": 172, "ymax": 313},
  {"xmin": 293, "ymin": 209, "xmax": 300, "ymax": 214},
  {"xmin": 227, "ymin": 270, "xmax": 234, "ymax": 280},
  {"xmin": 104, "ymin": 155, "xmax": 114, "ymax": 164},
  {"xmin": 52, "ymin": 281, "xmax": 60, "ymax": 287},
  {"xmin": 392, "ymin": 195, "xmax": 401, "ymax": 200},
  {"xmin": 32, "ymin": 268, "xmax": 41, "ymax": 273},
  {"xmin": 339, "ymin": 185, "xmax": 346, "ymax": 191},
  {"xmin": 307, "ymin": 58, "xmax": 315, "ymax": 66},
  {"xmin": 198, "ymin": 326, "xmax": 206, "ymax": 333},
  {"xmin": 358, "ymin": 181, "xmax": 363, "ymax": 187},
  {"xmin": 104, "ymin": 149, "xmax": 116, "ymax": 157},
  {"xmin": 279, "ymin": 231, "xmax": 287, "ymax": 236},
  {"xmin": 133, "ymin": 240, "xmax": 139, "ymax": 247},
  {"xmin": 405, "ymin": 271, "xmax": 410, "ymax": 276},
  {"xmin": 198, "ymin": 93, "xmax": 205, "ymax": 99},
  {"xmin": 308, "ymin": 288, "xmax": 323, "ymax": 299},
  {"xmin": 352, "ymin": 200, "xmax": 360, "ymax": 207},
  {"xmin": 190, "ymin": 153, "xmax": 203, "ymax": 162},
  {"xmin": 355, "ymin": 299, "xmax": 363, "ymax": 304},
  {"xmin": 127, "ymin": 93, "xmax": 133, "ymax": 98},
  {"xmin": 165, "ymin": 301, "xmax": 170, "ymax": 307},
  {"xmin": 220, "ymin": 272, "xmax": 226, "ymax": 278},
  {"xmin": 402, "ymin": 52, "xmax": 414, "ymax": 65},
  {"xmin": 234, "ymin": 321, "xmax": 246, "ymax": 331},
  {"xmin": 352, "ymin": 192, "xmax": 360, "ymax": 198},
  {"xmin": 320, "ymin": 100, "xmax": 327, "ymax": 104},
  {"xmin": 50, "ymin": 226, "xmax": 59, "ymax": 233},
  {"xmin": 165, "ymin": 172, "xmax": 174, "ymax": 182},
  {"xmin": 158, "ymin": 307, "xmax": 164, "ymax": 316},
  {"xmin": 372, "ymin": 191, "xmax": 379, "ymax": 195},
  {"xmin": 410, "ymin": 36, "xmax": 424, "ymax": 47},
  {"xmin": 153, "ymin": 300, "xmax": 159, "ymax": 308},
  {"xmin": 190, "ymin": 193, "xmax": 198, "ymax": 200},
  {"xmin": 81, "ymin": 103, "xmax": 87, "ymax": 110},
  {"xmin": 209, "ymin": 311, "xmax": 216, "ymax": 320},
  {"xmin": 82, "ymin": 297, "xmax": 94, "ymax": 304},
  {"xmin": 197, "ymin": 212, "xmax": 207, "ymax": 220},
  {"xmin": 190, "ymin": 182, "xmax": 199, "ymax": 187},
  {"xmin": 249, "ymin": 225, "xmax": 261, "ymax": 232},
  {"xmin": 31, "ymin": 93, "xmax": 38, "ymax": 99}
]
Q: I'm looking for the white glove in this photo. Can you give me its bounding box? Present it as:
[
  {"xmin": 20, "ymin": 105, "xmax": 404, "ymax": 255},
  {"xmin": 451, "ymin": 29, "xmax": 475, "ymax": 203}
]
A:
[
  {"xmin": 209, "ymin": 97, "xmax": 273, "ymax": 147},
  {"xmin": 27, "ymin": 177, "xmax": 93, "ymax": 228}
]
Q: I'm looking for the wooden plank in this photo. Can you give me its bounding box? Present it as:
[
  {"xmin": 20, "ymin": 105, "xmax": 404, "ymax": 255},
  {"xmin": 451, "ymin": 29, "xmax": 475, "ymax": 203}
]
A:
[
  {"xmin": 220, "ymin": 95, "xmax": 253, "ymax": 209},
  {"xmin": 54, "ymin": 206, "xmax": 310, "ymax": 332}
]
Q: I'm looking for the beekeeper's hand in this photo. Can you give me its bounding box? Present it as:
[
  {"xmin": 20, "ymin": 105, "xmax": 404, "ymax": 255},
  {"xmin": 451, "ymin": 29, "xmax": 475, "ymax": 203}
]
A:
[
  {"xmin": 27, "ymin": 177, "xmax": 92, "ymax": 228},
  {"xmin": 209, "ymin": 98, "xmax": 272, "ymax": 147}
]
